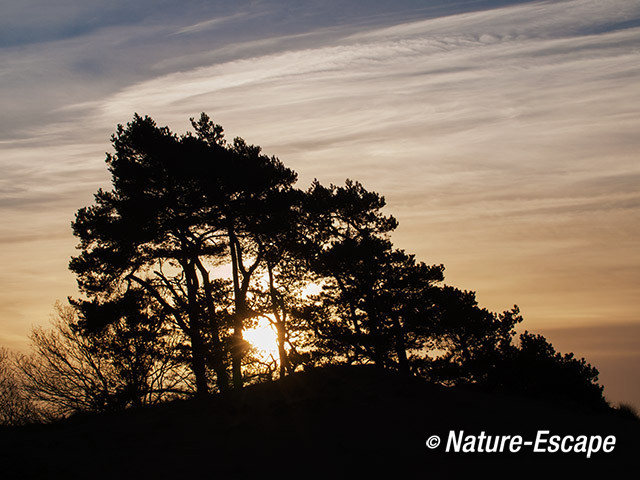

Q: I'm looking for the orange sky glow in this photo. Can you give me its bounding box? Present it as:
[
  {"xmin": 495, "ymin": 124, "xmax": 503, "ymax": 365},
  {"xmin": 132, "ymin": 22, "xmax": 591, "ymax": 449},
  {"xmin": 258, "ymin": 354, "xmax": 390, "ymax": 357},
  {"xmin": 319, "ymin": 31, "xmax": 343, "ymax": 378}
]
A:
[{"xmin": 1, "ymin": 0, "xmax": 638, "ymax": 408}]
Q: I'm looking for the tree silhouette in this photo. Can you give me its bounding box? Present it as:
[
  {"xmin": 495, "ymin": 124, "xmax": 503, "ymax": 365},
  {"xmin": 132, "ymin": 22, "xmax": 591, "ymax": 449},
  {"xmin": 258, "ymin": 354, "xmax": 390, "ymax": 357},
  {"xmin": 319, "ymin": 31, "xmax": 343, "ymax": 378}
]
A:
[
  {"xmin": 70, "ymin": 113, "xmax": 299, "ymax": 392},
  {"xmin": 61, "ymin": 112, "xmax": 608, "ymax": 412},
  {"xmin": 293, "ymin": 180, "xmax": 448, "ymax": 372},
  {"xmin": 17, "ymin": 301, "xmax": 187, "ymax": 416},
  {"xmin": 70, "ymin": 114, "xmax": 226, "ymax": 394},
  {"xmin": 188, "ymin": 114, "xmax": 300, "ymax": 388},
  {"xmin": 422, "ymin": 286, "xmax": 523, "ymax": 383},
  {"xmin": 486, "ymin": 331, "xmax": 607, "ymax": 408},
  {"xmin": 0, "ymin": 348, "xmax": 46, "ymax": 425}
]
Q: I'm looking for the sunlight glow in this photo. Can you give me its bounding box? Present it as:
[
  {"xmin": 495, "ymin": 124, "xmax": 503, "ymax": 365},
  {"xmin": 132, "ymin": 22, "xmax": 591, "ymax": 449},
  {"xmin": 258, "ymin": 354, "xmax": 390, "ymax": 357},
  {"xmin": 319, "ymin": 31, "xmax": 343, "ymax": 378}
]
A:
[{"xmin": 243, "ymin": 316, "xmax": 279, "ymax": 355}]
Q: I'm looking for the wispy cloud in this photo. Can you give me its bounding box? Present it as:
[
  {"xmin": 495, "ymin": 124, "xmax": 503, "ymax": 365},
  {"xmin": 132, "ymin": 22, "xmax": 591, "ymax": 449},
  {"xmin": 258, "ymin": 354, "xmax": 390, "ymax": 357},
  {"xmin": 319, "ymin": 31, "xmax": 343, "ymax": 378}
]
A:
[
  {"xmin": 1, "ymin": 0, "xmax": 638, "ymax": 358},
  {"xmin": 173, "ymin": 12, "xmax": 260, "ymax": 35}
]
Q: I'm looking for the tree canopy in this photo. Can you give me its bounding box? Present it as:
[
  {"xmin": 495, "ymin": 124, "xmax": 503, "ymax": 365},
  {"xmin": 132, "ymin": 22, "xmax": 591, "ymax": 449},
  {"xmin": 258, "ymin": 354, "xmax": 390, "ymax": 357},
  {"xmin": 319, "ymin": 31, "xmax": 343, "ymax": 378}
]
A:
[{"xmin": 4, "ymin": 112, "xmax": 607, "ymax": 421}]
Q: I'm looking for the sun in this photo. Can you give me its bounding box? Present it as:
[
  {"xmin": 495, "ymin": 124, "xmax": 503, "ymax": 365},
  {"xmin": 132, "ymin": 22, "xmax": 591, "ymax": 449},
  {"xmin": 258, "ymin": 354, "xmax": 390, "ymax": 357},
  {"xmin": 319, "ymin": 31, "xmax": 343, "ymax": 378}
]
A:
[{"xmin": 243, "ymin": 316, "xmax": 279, "ymax": 355}]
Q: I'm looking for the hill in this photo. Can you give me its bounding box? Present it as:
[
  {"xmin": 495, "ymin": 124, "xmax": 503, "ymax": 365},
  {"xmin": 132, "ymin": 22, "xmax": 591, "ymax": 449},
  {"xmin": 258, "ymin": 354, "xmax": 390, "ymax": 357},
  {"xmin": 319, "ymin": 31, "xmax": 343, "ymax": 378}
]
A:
[{"xmin": 1, "ymin": 365, "xmax": 637, "ymax": 478}]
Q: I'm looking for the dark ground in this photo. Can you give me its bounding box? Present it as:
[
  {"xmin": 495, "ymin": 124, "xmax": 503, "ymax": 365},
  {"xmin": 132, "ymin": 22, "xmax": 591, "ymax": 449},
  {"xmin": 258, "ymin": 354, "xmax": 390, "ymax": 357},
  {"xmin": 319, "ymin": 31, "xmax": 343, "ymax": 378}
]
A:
[{"xmin": 1, "ymin": 365, "xmax": 637, "ymax": 478}]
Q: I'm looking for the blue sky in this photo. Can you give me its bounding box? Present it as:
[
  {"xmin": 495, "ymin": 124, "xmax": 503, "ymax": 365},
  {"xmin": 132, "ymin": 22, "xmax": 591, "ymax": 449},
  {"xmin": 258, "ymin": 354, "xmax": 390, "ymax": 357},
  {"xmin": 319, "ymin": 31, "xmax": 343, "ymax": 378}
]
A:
[{"xmin": 1, "ymin": 0, "xmax": 639, "ymax": 407}]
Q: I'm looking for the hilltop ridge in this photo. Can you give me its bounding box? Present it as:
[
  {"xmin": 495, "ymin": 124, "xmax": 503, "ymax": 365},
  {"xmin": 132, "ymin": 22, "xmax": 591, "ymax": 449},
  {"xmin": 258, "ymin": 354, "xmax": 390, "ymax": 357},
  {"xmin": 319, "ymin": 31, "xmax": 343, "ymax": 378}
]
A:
[{"xmin": 1, "ymin": 365, "xmax": 637, "ymax": 478}]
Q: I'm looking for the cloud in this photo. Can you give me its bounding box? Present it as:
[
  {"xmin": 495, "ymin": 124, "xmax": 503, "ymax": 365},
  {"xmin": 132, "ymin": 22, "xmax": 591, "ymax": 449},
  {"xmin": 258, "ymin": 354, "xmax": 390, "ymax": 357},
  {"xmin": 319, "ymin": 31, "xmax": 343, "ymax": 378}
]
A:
[
  {"xmin": 0, "ymin": 1, "xmax": 638, "ymax": 371},
  {"xmin": 348, "ymin": 0, "xmax": 640, "ymax": 41},
  {"xmin": 85, "ymin": 0, "xmax": 639, "ymax": 199},
  {"xmin": 10, "ymin": 0, "xmax": 639, "ymax": 244},
  {"xmin": 173, "ymin": 12, "xmax": 260, "ymax": 35}
]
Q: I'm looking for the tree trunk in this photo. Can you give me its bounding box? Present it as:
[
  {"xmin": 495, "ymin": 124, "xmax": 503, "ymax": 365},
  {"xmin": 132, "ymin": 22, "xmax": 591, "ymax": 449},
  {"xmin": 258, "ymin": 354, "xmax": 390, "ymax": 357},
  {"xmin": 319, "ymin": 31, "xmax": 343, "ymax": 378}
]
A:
[
  {"xmin": 184, "ymin": 260, "xmax": 209, "ymax": 396},
  {"xmin": 189, "ymin": 329, "xmax": 210, "ymax": 397},
  {"xmin": 127, "ymin": 273, "xmax": 209, "ymax": 395},
  {"xmin": 195, "ymin": 258, "xmax": 230, "ymax": 393},
  {"xmin": 228, "ymin": 226, "xmax": 244, "ymax": 390},
  {"xmin": 267, "ymin": 262, "xmax": 291, "ymax": 377},
  {"xmin": 392, "ymin": 316, "xmax": 410, "ymax": 374}
]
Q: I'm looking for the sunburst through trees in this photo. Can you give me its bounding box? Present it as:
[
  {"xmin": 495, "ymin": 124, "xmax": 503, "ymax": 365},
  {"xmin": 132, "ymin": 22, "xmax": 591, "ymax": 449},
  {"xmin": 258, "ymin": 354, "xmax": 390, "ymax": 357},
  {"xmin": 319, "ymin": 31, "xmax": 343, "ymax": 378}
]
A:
[{"xmin": 3, "ymin": 113, "xmax": 608, "ymax": 420}]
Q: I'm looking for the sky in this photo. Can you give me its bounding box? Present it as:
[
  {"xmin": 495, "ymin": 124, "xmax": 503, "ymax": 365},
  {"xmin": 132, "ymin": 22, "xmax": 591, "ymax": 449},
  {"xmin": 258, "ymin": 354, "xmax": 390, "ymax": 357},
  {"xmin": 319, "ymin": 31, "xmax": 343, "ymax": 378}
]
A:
[{"xmin": 1, "ymin": 0, "xmax": 639, "ymax": 408}]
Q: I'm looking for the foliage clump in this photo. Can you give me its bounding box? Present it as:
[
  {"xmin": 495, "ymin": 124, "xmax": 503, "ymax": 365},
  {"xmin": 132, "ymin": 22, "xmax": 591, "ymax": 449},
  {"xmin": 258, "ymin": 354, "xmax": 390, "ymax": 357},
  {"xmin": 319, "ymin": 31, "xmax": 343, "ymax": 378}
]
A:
[{"xmin": 1, "ymin": 114, "xmax": 608, "ymax": 423}]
